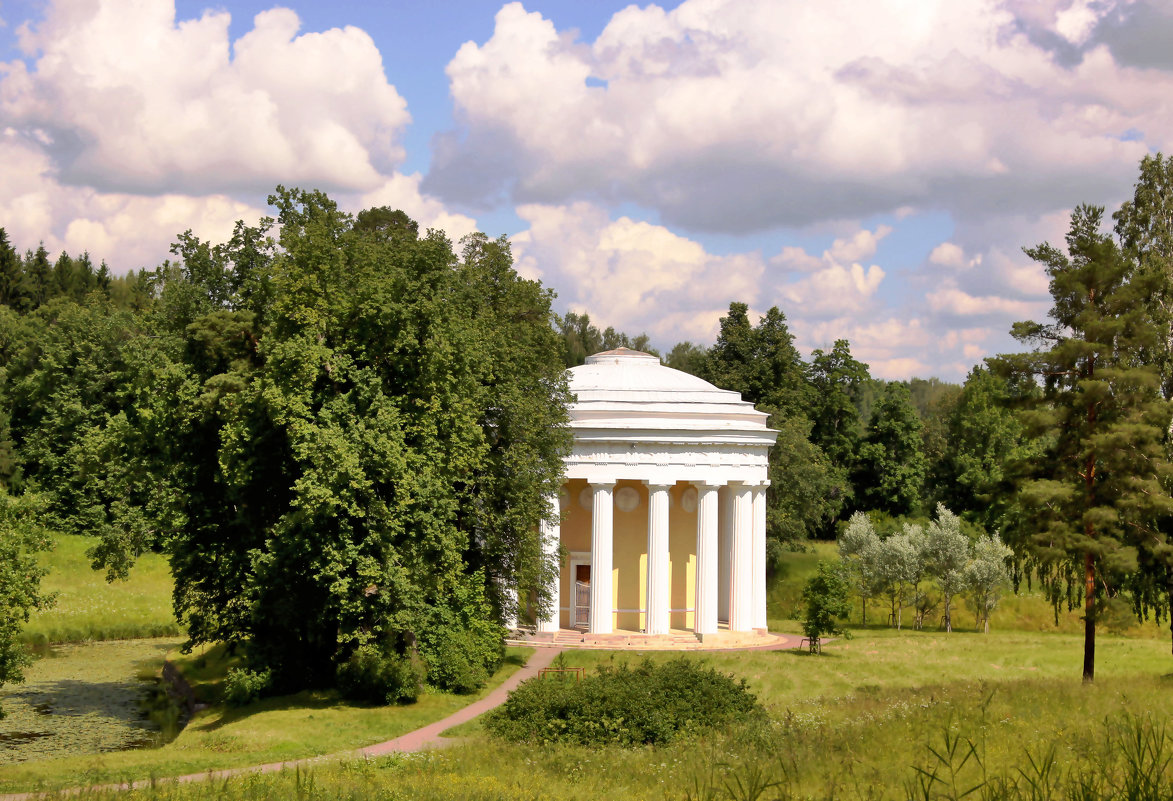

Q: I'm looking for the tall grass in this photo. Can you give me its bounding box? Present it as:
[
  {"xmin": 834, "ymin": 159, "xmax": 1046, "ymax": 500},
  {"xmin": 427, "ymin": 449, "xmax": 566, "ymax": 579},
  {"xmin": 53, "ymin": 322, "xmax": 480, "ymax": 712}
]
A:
[{"xmin": 59, "ymin": 700, "xmax": 1173, "ymax": 801}]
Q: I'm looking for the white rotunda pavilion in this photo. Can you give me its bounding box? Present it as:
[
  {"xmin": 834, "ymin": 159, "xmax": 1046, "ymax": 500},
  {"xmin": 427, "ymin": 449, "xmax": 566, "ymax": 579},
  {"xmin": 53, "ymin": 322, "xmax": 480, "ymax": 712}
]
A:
[{"xmin": 535, "ymin": 347, "xmax": 777, "ymax": 642}]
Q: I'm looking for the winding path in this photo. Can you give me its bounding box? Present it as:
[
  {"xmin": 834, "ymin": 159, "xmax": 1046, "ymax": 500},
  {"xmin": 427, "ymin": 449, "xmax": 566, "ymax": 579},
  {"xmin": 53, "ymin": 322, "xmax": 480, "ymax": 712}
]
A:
[{"xmin": 0, "ymin": 647, "xmax": 564, "ymax": 800}]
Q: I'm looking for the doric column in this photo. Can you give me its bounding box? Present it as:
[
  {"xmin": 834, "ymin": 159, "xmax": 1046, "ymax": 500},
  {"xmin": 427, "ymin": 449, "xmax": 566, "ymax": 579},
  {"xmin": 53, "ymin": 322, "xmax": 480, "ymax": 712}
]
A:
[
  {"xmin": 694, "ymin": 482, "xmax": 721, "ymax": 636},
  {"xmin": 729, "ymin": 482, "xmax": 755, "ymax": 632},
  {"xmin": 718, "ymin": 485, "xmax": 733, "ymax": 622},
  {"xmin": 645, "ymin": 483, "xmax": 671, "ymax": 635},
  {"xmin": 752, "ymin": 481, "xmax": 770, "ymax": 631},
  {"xmin": 589, "ymin": 481, "xmax": 616, "ymax": 635},
  {"xmin": 536, "ymin": 491, "xmax": 561, "ymax": 634}
]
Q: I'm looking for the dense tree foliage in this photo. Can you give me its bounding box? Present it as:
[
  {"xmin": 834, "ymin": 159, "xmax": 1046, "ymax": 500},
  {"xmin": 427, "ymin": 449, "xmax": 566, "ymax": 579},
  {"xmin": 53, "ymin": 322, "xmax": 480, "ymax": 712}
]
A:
[
  {"xmin": 7, "ymin": 153, "xmax": 1173, "ymax": 691},
  {"xmin": 701, "ymin": 303, "xmax": 848, "ymax": 549},
  {"xmin": 856, "ymin": 382, "xmax": 927, "ymax": 516},
  {"xmin": 1113, "ymin": 154, "xmax": 1173, "ymax": 652},
  {"xmin": 936, "ymin": 367, "xmax": 1041, "ymax": 533}
]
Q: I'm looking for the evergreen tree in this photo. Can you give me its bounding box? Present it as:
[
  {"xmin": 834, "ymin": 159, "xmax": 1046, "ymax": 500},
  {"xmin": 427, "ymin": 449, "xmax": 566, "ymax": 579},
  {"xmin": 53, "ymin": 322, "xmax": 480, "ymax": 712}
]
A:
[
  {"xmin": 51, "ymin": 251, "xmax": 75, "ymax": 300},
  {"xmin": 0, "ymin": 229, "xmax": 23, "ymax": 309},
  {"xmin": 22, "ymin": 245, "xmax": 51, "ymax": 310},
  {"xmin": 94, "ymin": 261, "xmax": 112, "ymax": 296},
  {"xmin": 997, "ymin": 204, "xmax": 1173, "ymax": 681},
  {"xmin": 1113, "ymin": 152, "xmax": 1173, "ymax": 653}
]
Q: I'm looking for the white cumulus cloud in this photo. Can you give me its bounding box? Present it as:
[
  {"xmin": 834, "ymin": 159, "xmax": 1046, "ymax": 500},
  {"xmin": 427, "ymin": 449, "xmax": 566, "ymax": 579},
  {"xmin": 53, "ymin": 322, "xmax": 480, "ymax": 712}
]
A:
[
  {"xmin": 429, "ymin": 0, "xmax": 1163, "ymax": 234},
  {"xmin": 2, "ymin": 1, "xmax": 409, "ymax": 195}
]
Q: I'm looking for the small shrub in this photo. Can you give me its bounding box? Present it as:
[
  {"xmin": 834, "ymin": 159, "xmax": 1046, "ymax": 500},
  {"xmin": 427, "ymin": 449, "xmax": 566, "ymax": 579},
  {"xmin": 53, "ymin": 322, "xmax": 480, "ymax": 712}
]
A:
[
  {"xmin": 223, "ymin": 667, "xmax": 272, "ymax": 707},
  {"xmin": 801, "ymin": 560, "xmax": 852, "ymax": 647},
  {"xmin": 486, "ymin": 657, "xmax": 762, "ymax": 747},
  {"xmin": 336, "ymin": 644, "xmax": 423, "ymax": 705}
]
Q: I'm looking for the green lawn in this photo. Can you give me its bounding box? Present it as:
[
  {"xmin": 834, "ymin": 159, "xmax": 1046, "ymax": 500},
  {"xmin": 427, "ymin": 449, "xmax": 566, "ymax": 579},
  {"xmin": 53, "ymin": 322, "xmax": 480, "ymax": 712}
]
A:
[{"xmin": 23, "ymin": 534, "xmax": 180, "ymax": 645}]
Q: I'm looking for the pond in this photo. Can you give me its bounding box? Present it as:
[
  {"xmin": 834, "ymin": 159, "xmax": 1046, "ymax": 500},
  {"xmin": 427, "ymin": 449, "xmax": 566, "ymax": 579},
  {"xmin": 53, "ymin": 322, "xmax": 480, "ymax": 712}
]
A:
[{"xmin": 0, "ymin": 637, "xmax": 182, "ymax": 763}]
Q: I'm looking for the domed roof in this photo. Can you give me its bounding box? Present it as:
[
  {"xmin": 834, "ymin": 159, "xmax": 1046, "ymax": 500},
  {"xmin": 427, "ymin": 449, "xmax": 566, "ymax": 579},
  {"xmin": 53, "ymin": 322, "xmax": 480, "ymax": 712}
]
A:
[
  {"xmin": 566, "ymin": 348, "xmax": 774, "ymax": 435},
  {"xmin": 569, "ymin": 347, "xmax": 729, "ymax": 397}
]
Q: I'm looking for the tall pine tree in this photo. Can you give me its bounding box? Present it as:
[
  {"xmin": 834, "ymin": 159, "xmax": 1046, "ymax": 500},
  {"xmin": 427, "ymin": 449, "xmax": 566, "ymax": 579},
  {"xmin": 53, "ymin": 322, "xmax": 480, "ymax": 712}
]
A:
[{"xmin": 997, "ymin": 204, "xmax": 1173, "ymax": 681}]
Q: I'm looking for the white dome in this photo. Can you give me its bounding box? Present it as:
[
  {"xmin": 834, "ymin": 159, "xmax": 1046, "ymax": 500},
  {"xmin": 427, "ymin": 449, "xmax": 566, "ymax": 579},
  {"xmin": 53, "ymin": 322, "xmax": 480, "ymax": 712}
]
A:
[
  {"xmin": 569, "ymin": 348, "xmax": 727, "ymax": 397},
  {"xmin": 567, "ymin": 347, "xmax": 771, "ymax": 431}
]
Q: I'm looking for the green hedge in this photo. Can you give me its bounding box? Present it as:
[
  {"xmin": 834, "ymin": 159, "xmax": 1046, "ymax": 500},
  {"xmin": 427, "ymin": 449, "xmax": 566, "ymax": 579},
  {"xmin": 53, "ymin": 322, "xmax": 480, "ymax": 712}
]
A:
[{"xmin": 486, "ymin": 657, "xmax": 761, "ymax": 747}]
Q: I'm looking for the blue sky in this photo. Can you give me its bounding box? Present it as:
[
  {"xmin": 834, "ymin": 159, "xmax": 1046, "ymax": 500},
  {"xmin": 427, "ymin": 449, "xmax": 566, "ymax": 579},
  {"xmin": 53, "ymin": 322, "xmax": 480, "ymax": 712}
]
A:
[{"xmin": 1, "ymin": 0, "xmax": 1169, "ymax": 379}]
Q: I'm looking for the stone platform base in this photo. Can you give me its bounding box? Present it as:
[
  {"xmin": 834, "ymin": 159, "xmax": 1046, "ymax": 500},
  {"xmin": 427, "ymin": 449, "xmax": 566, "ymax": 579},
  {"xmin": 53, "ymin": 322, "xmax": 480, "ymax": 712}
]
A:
[{"xmin": 506, "ymin": 627, "xmax": 796, "ymax": 652}]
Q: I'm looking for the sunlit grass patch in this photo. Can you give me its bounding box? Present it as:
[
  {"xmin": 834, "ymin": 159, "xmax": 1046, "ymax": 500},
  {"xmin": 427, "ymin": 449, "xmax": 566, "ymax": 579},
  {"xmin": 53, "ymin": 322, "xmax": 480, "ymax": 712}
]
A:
[{"xmin": 23, "ymin": 533, "xmax": 179, "ymax": 645}]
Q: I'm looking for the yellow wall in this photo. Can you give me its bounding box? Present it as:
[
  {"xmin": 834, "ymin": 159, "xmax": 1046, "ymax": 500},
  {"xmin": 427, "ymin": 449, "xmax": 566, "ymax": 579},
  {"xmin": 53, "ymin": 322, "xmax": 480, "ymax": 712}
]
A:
[
  {"xmin": 613, "ymin": 480, "xmax": 647, "ymax": 632},
  {"xmin": 669, "ymin": 483, "xmax": 697, "ymax": 630},
  {"xmin": 559, "ymin": 479, "xmax": 591, "ymax": 629},
  {"xmin": 556, "ymin": 479, "xmax": 699, "ymax": 633}
]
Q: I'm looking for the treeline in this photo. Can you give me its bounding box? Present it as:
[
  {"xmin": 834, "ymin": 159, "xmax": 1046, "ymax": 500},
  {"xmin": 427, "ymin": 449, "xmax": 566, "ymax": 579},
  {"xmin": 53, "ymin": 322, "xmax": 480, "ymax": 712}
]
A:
[
  {"xmin": 3, "ymin": 154, "xmax": 1173, "ymax": 687},
  {"xmin": 0, "ymin": 231, "xmax": 156, "ymax": 313}
]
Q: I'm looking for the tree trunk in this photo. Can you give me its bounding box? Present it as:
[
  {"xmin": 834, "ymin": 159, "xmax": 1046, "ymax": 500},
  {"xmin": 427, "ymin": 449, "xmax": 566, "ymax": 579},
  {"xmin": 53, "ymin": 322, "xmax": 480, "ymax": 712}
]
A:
[
  {"xmin": 983, "ymin": 613, "xmax": 989, "ymax": 635},
  {"xmin": 1082, "ymin": 348, "xmax": 1097, "ymax": 683},
  {"xmin": 944, "ymin": 594, "xmax": 952, "ymax": 633},
  {"xmin": 1083, "ymin": 550, "xmax": 1096, "ymax": 682},
  {"xmin": 861, "ymin": 595, "xmax": 867, "ymax": 627}
]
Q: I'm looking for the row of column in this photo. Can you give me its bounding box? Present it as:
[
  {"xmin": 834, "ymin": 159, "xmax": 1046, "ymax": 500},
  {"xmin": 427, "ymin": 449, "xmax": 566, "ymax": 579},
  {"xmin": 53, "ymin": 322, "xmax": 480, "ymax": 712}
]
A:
[{"xmin": 537, "ymin": 479, "xmax": 768, "ymax": 636}]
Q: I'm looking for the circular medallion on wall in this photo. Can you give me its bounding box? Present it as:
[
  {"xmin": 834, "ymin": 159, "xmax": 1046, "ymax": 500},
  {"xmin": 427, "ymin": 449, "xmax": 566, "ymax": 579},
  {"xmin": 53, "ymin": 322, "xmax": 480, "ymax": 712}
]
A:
[
  {"xmin": 578, "ymin": 487, "xmax": 593, "ymax": 510},
  {"xmin": 681, "ymin": 487, "xmax": 698, "ymax": 513},
  {"xmin": 615, "ymin": 486, "xmax": 640, "ymax": 513}
]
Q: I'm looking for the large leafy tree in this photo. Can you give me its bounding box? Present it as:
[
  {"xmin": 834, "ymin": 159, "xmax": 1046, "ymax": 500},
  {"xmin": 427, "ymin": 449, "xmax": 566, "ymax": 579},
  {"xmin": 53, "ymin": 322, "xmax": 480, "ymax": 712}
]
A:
[
  {"xmin": 937, "ymin": 366, "xmax": 1041, "ymax": 532},
  {"xmin": 855, "ymin": 382, "xmax": 927, "ymax": 515},
  {"xmin": 997, "ymin": 204, "xmax": 1172, "ymax": 681},
  {"xmin": 703, "ymin": 303, "xmax": 812, "ymax": 418},
  {"xmin": 807, "ymin": 339, "xmax": 869, "ymax": 470},
  {"xmin": 92, "ymin": 190, "xmax": 571, "ymax": 692}
]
